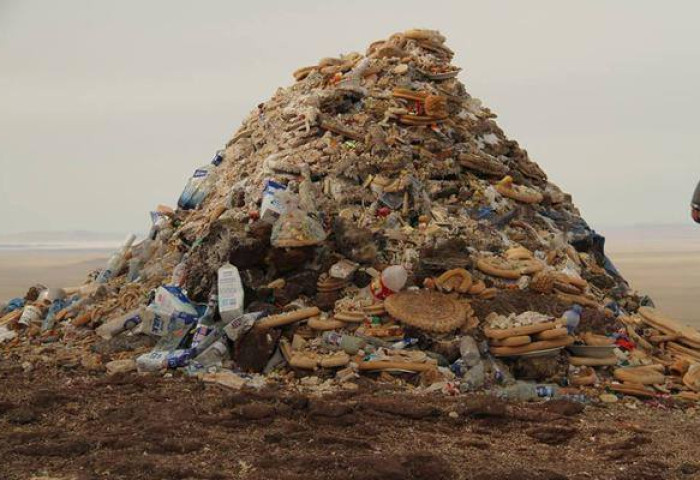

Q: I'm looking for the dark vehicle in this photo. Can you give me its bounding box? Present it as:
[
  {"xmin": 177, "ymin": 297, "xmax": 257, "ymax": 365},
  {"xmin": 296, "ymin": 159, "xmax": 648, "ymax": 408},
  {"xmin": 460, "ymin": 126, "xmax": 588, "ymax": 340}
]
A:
[{"xmin": 693, "ymin": 181, "xmax": 700, "ymax": 224}]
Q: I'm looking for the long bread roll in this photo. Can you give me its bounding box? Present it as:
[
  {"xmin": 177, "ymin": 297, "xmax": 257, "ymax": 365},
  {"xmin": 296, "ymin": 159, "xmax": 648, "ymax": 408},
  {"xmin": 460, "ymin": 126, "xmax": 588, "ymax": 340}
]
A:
[
  {"xmin": 613, "ymin": 366, "xmax": 665, "ymax": 385},
  {"xmin": 484, "ymin": 321, "xmax": 559, "ymax": 340},
  {"xmin": 358, "ymin": 361, "xmax": 436, "ymax": 372},
  {"xmin": 534, "ymin": 327, "xmax": 568, "ymax": 341},
  {"xmin": 569, "ymin": 355, "xmax": 618, "ymax": 367},
  {"xmin": 489, "ymin": 335, "xmax": 574, "ymax": 356},
  {"xmin": 255, "ymin": 307, "xmax": 321, "ymax": 330}
]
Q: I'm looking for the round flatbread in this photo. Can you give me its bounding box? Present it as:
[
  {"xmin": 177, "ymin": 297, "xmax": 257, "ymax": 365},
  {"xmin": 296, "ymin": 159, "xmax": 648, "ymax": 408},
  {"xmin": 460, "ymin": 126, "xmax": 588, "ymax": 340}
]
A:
[{"xmin": 385, "ymin": 290, "xmax": 469, "ymax": 333}]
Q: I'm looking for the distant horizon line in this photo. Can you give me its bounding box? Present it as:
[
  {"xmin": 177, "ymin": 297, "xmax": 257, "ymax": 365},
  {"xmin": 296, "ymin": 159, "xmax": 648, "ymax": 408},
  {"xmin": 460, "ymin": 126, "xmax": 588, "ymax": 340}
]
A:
[{"xmin": 1, "ymin": 222, "xmax": 697, "ymax": 239}]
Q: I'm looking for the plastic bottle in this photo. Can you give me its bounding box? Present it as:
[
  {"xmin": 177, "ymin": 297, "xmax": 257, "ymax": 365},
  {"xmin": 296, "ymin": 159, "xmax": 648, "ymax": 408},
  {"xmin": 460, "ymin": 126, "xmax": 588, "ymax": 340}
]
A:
[
  {"xmin": 459, "ymin": 336, "xmax": 481, "ymax": 367},
  {"xmin": 484, "ymin": 354, "xmax": 514, "ymax": 386},
  {"xmin": 170, "ymin": 259, "xmax": 188, "ymax": 288},
  {"xmin": 138, "ymin": 349, "xmax": 192, "ymax": 371},
  {"xmin": 370, "ymin": 265, "xmax": 408, "ymax": 300},
  {"xmin": 217, "ymin": 263, "xmax": 244, "ymax": 323},
  {"xmin": 127, "ymin": 258, "xmax": 143, "ymax": 283},
  {"xmin": 496, "ymin": 381, "xmax": 560, "ymax": 401},
  {"xmin": 136, "ymin": 351, "xmax": 168, "ymax": 372},
  {"xmin": 190, "ymin": 294, "xmax": 218, "ymax": 352},
  {"xmin": 193, "ymin": 339, "xmax": 228, "ymax": 367},
  {"xmin": 148, "ymin": 210, "xmax": 170, "ymax": 240},
  {"xmin": 96, "ymin": 234, "xmax": 137, "ymax": 283},
  {"xmin": 95, "ymin": 307, "xmax": 150, "ymax": 339},
  {"xmin": 177, "ymin": 150, "xmax": 224, "ymax": 210},
  {"xmin": 460, "ymin": 361, "xmax": 486, "ymax": 392},
  {"xmin": 41, "ymin": 298, "xmax": 67, "ymax": 332},
  {"xmin": 322, "ymin": 331, "xmax": 366, "ymax": 355},
  {"xmin": 390, "ymin": 337, "xmax": 418, "ymax": 350}
]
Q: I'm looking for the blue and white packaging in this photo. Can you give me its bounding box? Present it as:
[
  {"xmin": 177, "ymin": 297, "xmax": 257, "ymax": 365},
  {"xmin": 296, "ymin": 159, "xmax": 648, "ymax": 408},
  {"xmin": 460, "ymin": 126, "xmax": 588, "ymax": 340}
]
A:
[
  {"xmin": 178, "ymin": 163, "xmax": 218, "ymax": 210},
  {"xmin": 141, "ymin": 287, "xmax": 199, "ymax": 338},
  {"xmin": 166, "ymin": 349, "xmax": 193, "ymax": 369},
  {"xmin": 152, "ymin": 286, "xmax": 198, "ymax": 318},
  {"xmin": 154, "ymin": 311, "xmax": 198, "ymax": 350},
  {"xmin": 260, "ymin": 179, "xmax": 287, "ymax": 224},
  {"xmin": 210, "ymin": 149, "xmax": 225, "ymax": 166}
]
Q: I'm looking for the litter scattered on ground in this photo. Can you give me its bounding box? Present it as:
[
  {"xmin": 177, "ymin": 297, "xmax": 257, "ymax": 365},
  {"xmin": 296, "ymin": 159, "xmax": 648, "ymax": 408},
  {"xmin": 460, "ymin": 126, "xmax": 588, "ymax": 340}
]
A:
[{"xmin": 2, "ymin": 28, "xmax": 699, "ymax": 410}]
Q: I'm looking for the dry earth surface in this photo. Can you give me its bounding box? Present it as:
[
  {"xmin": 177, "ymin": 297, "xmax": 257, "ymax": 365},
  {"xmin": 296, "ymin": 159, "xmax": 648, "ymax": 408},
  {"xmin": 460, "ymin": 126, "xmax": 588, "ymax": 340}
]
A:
[{"xmin": 0, "ymin": 359, "xmax": 699, "ymax": 480}]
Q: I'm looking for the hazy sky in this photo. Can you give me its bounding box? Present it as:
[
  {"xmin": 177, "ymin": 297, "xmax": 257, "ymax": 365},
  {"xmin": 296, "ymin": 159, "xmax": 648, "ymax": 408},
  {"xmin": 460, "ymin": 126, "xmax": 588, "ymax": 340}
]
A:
[{"xmin": 1, "ymin": 0, "xmax": 699, "ymax": 236}]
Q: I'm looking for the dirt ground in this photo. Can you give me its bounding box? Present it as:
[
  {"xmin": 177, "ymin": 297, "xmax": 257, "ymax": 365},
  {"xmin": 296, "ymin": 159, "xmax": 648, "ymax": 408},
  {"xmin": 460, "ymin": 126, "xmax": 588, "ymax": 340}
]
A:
[{"xmin": 0, "ymin": 360, "xmax": 699, "ymax": 480}]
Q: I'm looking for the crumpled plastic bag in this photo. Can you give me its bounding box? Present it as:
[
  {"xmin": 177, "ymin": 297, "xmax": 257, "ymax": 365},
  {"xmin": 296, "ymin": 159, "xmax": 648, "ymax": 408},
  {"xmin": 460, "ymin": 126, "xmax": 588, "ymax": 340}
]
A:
[{"xmin": 271, "ymin": 190, "xmax": 326, "ymax": 247}]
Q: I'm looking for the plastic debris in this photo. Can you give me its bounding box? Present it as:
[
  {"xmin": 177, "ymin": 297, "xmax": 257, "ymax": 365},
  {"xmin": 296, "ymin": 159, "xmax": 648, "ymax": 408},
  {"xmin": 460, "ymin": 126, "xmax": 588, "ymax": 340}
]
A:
[{"xmin": 0, "ymin": 28, "xmax": 699, "ymax": 408}]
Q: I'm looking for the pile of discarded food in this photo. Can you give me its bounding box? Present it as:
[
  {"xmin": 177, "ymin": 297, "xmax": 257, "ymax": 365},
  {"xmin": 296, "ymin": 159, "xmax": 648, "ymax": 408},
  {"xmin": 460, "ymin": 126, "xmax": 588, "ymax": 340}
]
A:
[{"xmin": 2, "ymin": 28, "xmax": 699, "ymax": 404}]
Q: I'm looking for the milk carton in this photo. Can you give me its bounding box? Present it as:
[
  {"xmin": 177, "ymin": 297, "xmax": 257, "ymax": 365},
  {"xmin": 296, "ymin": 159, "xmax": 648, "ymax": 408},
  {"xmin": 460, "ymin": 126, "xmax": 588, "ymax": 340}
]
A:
[{"xmin": 217, "ymin": 263, "xmax": 244, "ymax": 323}]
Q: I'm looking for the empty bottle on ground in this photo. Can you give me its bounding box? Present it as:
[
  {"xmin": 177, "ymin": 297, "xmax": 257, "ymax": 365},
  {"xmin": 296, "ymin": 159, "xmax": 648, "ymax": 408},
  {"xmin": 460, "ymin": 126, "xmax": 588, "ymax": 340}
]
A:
[{"xmin": 96, "ymin": 234, "xmax": 137, "ymax": 283}]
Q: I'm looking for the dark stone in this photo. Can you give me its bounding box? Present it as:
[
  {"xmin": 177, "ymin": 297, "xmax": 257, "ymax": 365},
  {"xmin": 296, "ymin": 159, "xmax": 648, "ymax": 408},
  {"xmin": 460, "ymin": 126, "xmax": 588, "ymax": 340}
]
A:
[
  {"xmin": 240, "ymin": 268, "xmax": 266, "ymax": 290},
  {"xmin": 234, "ymin": 328, "xmax": 280, "ymax": 373},
  {"xmin": 229, "ymin": 236, "xmax": 267, "ymax": 268},
  {"xmin": 333, "ymin": 217, "xmax": 377, "ymax": 264},
  {"xmin": 315, "ymin": 291, "xmax": 339, "ymax": 311},
  {"xmin": 248, "ymin": 220, "xmax": 272, "ymax": 242},
  {"xmin": 274, "ymin": 282, "xmax": 304, "ymax": 307},
  {"xmin": 245, "ymin": 302, "xmax": 279, "ymax": 316},
  {"xmin": 268, "ymin": 247, "xmax": 314, "ymax": 273},
  {"xmin": 286, "ymin": 270, "xmax": 319, "ymax": 296},
  {"xmin": 513, "ymin": 356, "xmax": 562, "ymax": 382},
  {"xmin": 352, "ymin": 269, "xmax": 373, "ymax": 288},
  {"xmin": 430, "ymin": 339, "xmax": 461, "ymax": 364},
  {"xmin": 415, "ymin": 238, "xmax": 472, "ymax": 281}
]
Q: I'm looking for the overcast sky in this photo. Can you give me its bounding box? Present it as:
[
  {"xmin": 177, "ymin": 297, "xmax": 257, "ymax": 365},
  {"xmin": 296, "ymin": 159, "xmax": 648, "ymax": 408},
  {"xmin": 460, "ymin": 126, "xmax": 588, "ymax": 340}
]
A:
[{"xmin": 1, "ymin": 0, "xmax": 698, "ymax": 237}]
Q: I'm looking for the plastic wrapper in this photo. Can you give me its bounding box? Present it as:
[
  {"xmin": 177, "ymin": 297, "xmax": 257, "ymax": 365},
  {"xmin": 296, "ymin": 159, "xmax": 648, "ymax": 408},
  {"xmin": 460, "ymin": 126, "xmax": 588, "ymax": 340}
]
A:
[{"xmin": 271, "ymin": 206, "xmax": 326, "ymax": 247}]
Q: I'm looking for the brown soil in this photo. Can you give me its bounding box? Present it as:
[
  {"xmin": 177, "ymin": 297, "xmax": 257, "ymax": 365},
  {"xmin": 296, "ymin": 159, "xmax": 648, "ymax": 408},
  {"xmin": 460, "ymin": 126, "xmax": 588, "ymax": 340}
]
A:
[{"xmin": 0, "ymin": 361, "xmax": 698, "ymax": 480}]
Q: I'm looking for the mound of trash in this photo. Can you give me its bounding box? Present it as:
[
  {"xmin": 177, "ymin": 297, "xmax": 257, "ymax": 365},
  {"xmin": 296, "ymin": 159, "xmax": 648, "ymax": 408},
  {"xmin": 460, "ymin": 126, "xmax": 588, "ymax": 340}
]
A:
[{"xmin": 2, "ymin": 29, "xmax": 699, "ymax": 403}]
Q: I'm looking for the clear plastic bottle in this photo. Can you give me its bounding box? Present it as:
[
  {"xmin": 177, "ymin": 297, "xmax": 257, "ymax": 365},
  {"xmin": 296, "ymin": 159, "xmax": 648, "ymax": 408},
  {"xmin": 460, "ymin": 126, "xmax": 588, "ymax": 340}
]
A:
[
  {"xmin": 136, "ymin": 351, "xmax": 168, "ymax": 372},
  {"xmin": 127, "ymin": 257, "xmax": 143, "ymax": 283},
  {"xmin": 460, "ymin": 361, "xmax": 486, "ymax": 392},
  {"xmin": 459, "ymin": 335, "xmax": 481, "ymax": 367},
  {"xmin": 370, "ymin": 265, "xmax": 408, "ymax": 300},
  {"xmin": 177, "ymin": 150, "xmax": 224, "ymax": 210},
  {"xmin": 496, "ymin": 381, "xmax": 560, "ymax": 401},
  {"xmin": 96, "ymin": 234, "xmax": 137, "ymax": 283},
  {"xmin": 322, "ymin": 331, "xmax": 366, "ymax": 355},
  {"xmin": 485, "ymin": 354, "xmax": 515, "ymax": 386},
  {"xmin": 193, "ymin": 339, "xmax": 228, "ymax": 367},
  {"xmin": 41, "ymin": 298, "xmax": 66, "ymax": 332}
]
